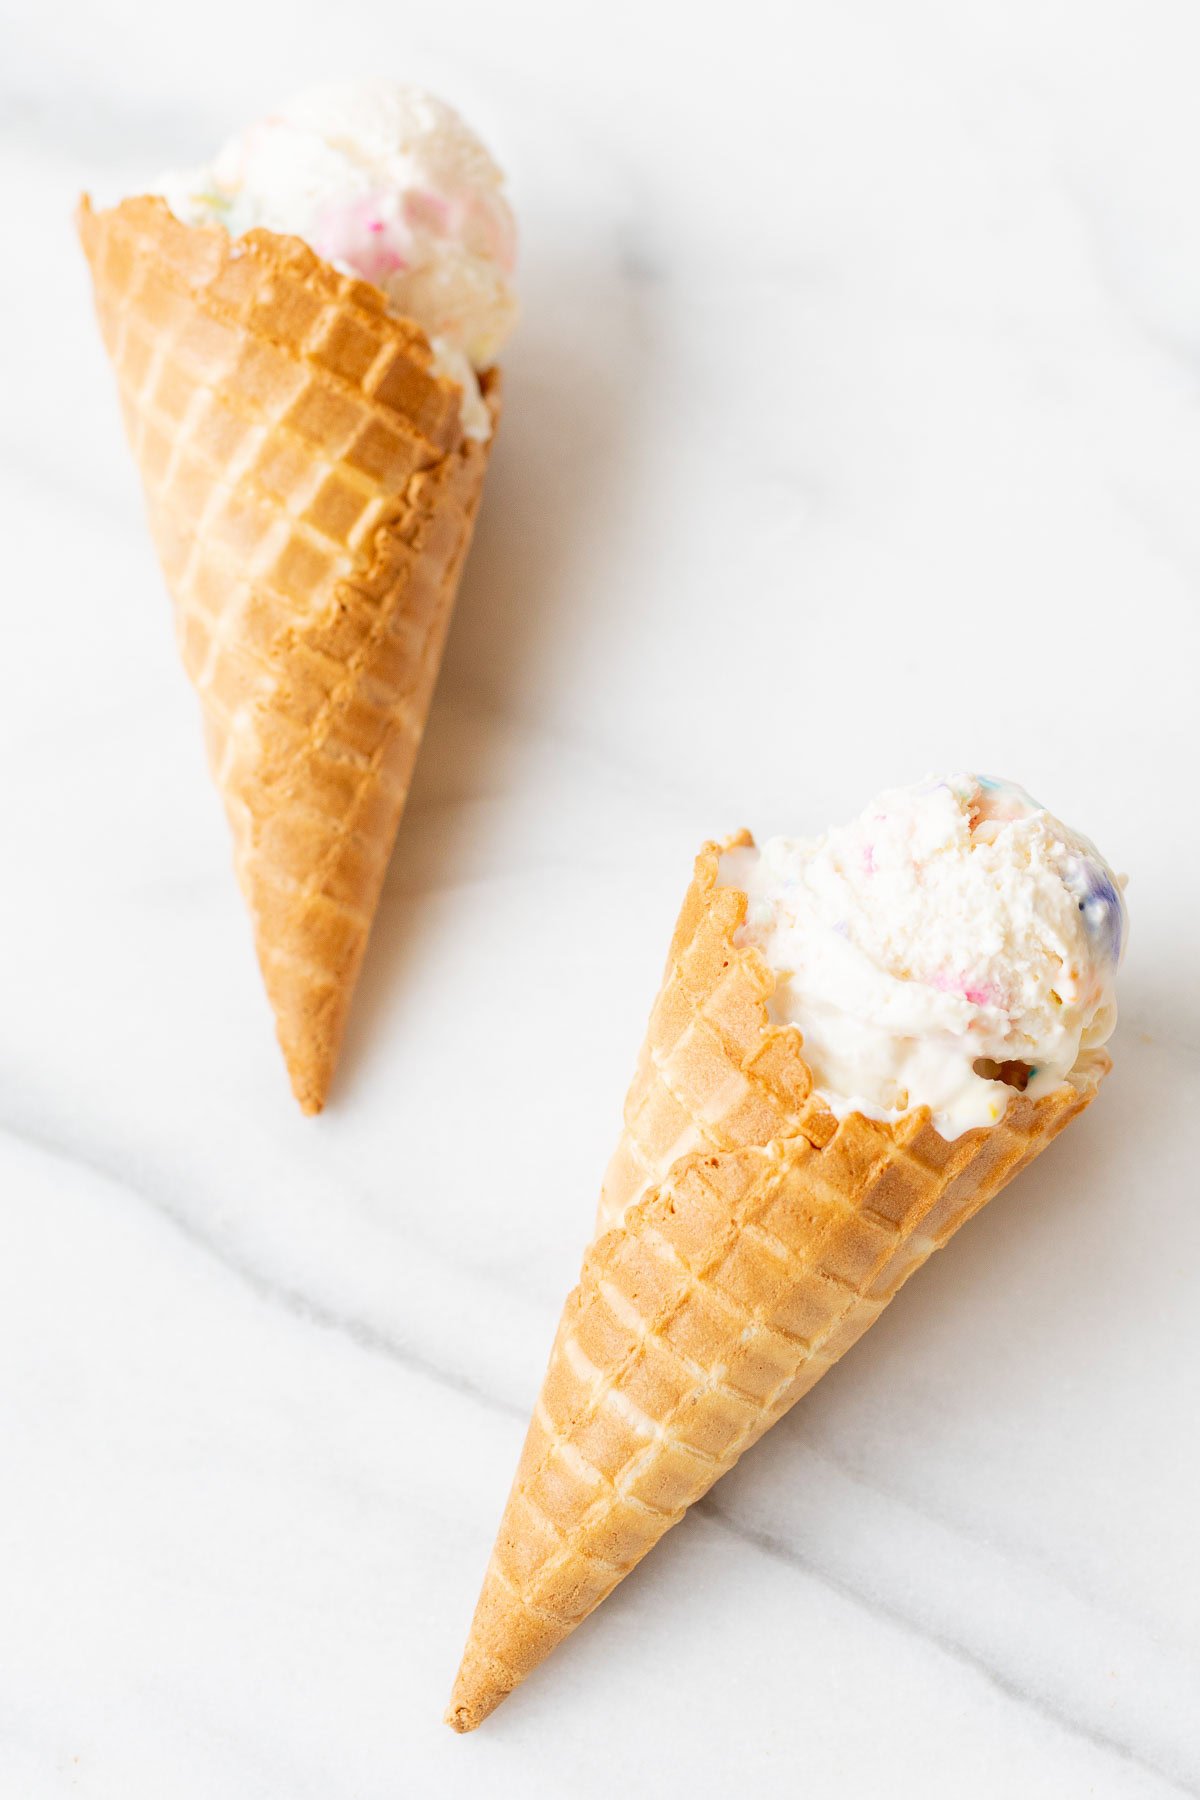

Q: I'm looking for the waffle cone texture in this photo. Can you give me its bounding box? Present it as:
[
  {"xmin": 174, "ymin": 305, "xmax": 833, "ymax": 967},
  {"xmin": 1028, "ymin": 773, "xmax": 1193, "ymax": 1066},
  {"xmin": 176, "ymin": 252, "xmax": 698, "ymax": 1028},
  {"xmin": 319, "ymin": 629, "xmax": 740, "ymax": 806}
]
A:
[
  {"xmin": 447, "ymin": 836, "xmax": 1108, "ymax": 1730},
  {"xmin": 78, "ymin": 196, "xmax": 500, "ymax": 1112}
]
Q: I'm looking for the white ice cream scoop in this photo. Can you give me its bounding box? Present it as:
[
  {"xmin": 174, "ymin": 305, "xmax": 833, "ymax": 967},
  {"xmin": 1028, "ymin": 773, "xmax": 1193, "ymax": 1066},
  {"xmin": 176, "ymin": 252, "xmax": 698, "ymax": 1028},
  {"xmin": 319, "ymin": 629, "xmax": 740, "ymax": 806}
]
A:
[
  {"xmin": 155, "ymin": 81, "xmax": 518, "ymax": 439},
  {"xmin": 722, "ymin": 773, "xmax": 1127, "ymax": 1138}
]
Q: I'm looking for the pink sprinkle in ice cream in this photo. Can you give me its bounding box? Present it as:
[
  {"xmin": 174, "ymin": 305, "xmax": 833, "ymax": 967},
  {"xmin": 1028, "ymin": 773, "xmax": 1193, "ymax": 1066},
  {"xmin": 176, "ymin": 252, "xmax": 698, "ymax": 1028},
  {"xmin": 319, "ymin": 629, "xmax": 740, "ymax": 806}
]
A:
[
  {"xmin": 930, "ymin": 970, "xmax": 1001, "ymax": 1008},
  {"xmin": 312, "ymin": 192, "xmax": 413, "ymax": 283}
]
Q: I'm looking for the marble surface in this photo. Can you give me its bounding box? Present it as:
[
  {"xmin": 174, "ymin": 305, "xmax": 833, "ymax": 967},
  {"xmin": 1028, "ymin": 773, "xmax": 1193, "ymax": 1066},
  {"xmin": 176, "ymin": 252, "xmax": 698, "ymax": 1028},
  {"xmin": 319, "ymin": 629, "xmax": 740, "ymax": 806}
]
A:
[{"xmin": 3, "ymin": 3, "xmax": 1199, "ymax": 1794}]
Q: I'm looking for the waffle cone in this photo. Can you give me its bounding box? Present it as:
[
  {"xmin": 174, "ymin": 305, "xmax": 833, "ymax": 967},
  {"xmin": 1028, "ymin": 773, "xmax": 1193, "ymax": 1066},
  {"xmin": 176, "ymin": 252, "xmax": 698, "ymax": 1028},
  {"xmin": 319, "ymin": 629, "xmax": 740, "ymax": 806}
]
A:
[
  {"xmin": 77, "ymin": 196, "xmax": 500, "ymax": 1112},
  {"xmin": 447, "ymin": 837, "xmax": 1108, "ymax": 1730}
]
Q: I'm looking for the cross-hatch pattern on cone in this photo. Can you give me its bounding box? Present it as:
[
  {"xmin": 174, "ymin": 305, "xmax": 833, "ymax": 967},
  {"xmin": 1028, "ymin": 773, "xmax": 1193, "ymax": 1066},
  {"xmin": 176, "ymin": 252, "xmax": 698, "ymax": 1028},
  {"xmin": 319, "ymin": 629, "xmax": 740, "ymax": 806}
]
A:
[
  {"xmin": 77, "ymin": 195, "xmax": 500, "ymax": 1112},
  {"xmin": 446, "ymin": 839, "xmax": 1104, "ymax": 1730}
]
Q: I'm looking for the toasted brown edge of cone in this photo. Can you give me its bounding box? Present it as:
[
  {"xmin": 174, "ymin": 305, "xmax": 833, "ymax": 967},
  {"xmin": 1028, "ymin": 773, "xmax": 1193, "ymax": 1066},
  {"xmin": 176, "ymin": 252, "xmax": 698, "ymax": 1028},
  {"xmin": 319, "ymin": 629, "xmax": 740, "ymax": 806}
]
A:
[
  {"xmin": 75, "ymin": 192, "xmax": 460, "ymax": 403},
  {"xmin": 444, "ymin": 834, "xmax": 1112, "ymax": 1730}
]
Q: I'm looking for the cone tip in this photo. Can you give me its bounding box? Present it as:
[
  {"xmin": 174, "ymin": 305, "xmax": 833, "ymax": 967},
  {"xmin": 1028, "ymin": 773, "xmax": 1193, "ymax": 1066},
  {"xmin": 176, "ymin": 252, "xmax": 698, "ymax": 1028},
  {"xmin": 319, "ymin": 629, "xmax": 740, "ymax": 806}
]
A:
[
  {"xmin": 281, "ymin": 1040, "xmax": 335, "ymax": 1115},
  {"xmin": 444, "ymin": 1656, "xmax": 513, "ymax": 1733}
]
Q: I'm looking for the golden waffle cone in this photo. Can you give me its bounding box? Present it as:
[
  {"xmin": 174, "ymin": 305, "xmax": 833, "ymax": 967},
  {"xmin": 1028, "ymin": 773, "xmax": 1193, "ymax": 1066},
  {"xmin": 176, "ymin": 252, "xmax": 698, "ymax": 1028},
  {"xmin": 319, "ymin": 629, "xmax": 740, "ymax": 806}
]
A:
[
  {"xmin": 77, "ymin": 196, "xmax": 500, "ymax": 1112},
  {"xmin": 447, "ymin": 837, "xmax": 1108, "ymax": 1730}
]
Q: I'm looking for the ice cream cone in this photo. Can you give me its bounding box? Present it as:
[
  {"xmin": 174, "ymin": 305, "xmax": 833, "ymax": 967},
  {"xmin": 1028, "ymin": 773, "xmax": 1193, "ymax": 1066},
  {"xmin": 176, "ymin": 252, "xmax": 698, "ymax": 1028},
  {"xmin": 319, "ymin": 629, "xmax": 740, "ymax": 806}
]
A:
[
  {"xmin": 78, "ymin": 195, "xmax": 500, "ymax": 1112},
  {"xmin": 446, "ymin": 837, "xmax": 1108, "ymax": 1730}
]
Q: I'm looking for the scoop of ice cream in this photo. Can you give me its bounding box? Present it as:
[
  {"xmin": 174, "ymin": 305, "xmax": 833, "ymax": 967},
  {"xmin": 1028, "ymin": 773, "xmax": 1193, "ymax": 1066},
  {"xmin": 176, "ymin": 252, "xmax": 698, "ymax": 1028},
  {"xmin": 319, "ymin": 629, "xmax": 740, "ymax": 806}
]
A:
[
  {"xmin": 721, "ymin": 774, "xmax": 1126, "ymax": 1138},
  {"xmin": 155, "ymin": 82, "xmax": 518, "ymax": 439}
]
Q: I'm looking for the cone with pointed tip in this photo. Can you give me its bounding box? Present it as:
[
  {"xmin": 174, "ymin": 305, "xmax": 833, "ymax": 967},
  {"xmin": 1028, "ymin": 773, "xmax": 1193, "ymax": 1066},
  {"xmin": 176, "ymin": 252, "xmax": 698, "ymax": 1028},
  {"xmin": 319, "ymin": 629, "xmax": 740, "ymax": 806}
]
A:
[
  {"xmin": 445, "ymin": 837, "xmax": 1108, "ymax": 1729},
  {"xmin": 78, "ymin": 195, "xmax": 500, "ymax": 1112}
]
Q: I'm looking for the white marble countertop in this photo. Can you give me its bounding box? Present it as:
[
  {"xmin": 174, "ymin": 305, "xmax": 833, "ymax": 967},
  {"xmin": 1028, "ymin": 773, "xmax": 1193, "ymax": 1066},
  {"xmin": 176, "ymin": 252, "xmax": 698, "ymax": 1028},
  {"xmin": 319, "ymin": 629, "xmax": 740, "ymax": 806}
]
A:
[{"xmin": 4, "ymin": 4, "xmax": 1199, "ymax": 1795}]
